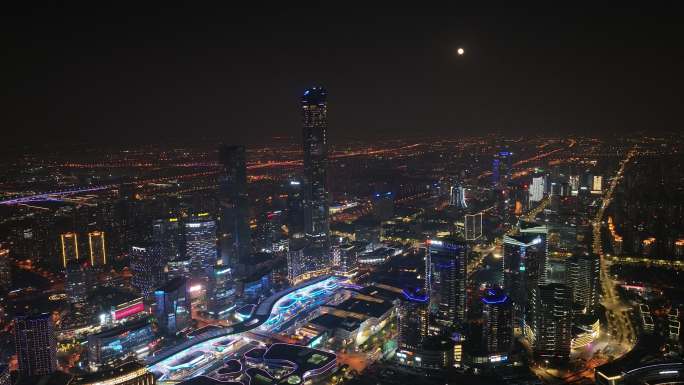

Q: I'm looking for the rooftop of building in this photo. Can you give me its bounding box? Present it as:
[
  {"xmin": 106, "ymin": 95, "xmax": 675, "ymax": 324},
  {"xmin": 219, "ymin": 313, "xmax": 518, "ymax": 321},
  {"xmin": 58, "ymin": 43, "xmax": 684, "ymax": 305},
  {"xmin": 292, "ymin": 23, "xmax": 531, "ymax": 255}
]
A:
[
  {"xmin": 481, "ymin": 288, "xmax": 511, "ymax": 306},
  {"xmin": 309, "ymin": 313, "xmax": 362, "ymax": 332},
  {"xmin": 301, "ymin": 86, "xmax": 327, "ymax": 104},
  {"xmin": 357, "ymin": 285, "xmax": 404, "ymax": 302},
  {"xmin": 334, "ymin": 296, "xmax": 393, "ymax": 319}
]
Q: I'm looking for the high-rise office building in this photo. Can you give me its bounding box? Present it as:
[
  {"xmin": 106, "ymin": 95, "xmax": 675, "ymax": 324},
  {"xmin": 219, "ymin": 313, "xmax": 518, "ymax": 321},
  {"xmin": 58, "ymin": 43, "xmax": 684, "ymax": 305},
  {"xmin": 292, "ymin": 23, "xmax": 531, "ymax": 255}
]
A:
[
  {"xmin": 302, "ymin": 87, "xmax": 330, "ymax": 252},
  {"xmin": 60, "ymin": 232, "xmax": 79, "ymax": 268},
  {"xmin": 65, "ymin": 260, "xmax": 88, "ymax": 303},
  {"xmin": 218, "ymin": 144, "xmax": 251, "ymax": 267},
  {"xmin": 509, "ymin": 182, "xmax": 529, "ymax": 217},
  {"xmin": 492, "ymin": 151, "xmax": 513, "ymax": 189},
  {"xmin": 465, "ymin": 212, "xmax": 483, "ymax": 241},
  {"xmin": 154, "ymin": 277, "xmax": 191, "ymax": 335},
  {"xmin": 130, "ymin": 245, "xmax": 166, "ymax": 299},
  {"xmin": 449, "ymin": 184, "xmax": 467, "ymax": 209},
  {"xmin": 152, "ymin": 216, "xmax": 185, "ymax": 262},
  {"xmin": 529, "ymin": 176, "xmax": 546, "ymax": 203},
  {"xmin": 286, "ymin": 237, "xmax": 327, "ymax": 284},
  {"xmin": 185, "ymin": 213, "xmax": 218, "ymax": 274},
  {"xmin": 530, "ymin": 283, "xmax": 572, "ymax": 361},
  {"xmin": 255, "ymin": 211, "xmax": 282, "ymax": 252},
  {"xmin": 566, "ymin": 253, "xmax": 600, "ymax": 314},
  {"xmin": 332, "ymin": 243, "xmax": 358, "ymax": 276},
  {"xmin": 481, "ymin": 288, "xmax": 513, "ymax": 355},
  {"xmin": 503, "ymin": 233, "xmax": 547, "ymax": 302},
  {"xmin": 0, "ymin": 246, "xmax": 11, "ymax": 290},
  {"xmin": 206, "ymin": 265, "xmax": 236, "ymax": 319},
  {"xmin": 14, "ymin": 313, "xmax": 57, "ymax": 377},
  {"xmin": 286, "ymin": 179, "xmax": 306, "ymax": 237},
  {"xmin": 397, "ymin": 300, "xmax": 430, "ymax": 351},
  {"xmin": 503, "ymin": 223, "xmax": 548, "ymax": 330},
  {"xmin": 88, "ymin": 231, "xmax": 107, "ymax": 267},
  {"xmin": 426, "ymin": 238, "xmax": 467, "ymax": 328}
]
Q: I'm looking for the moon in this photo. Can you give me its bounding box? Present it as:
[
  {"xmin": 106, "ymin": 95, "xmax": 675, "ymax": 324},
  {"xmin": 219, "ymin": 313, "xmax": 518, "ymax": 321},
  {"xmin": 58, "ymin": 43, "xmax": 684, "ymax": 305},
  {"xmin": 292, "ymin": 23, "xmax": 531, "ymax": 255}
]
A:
[{"xmin": 457, "ymin": 47, "xmax": 465, "ymax": 56}]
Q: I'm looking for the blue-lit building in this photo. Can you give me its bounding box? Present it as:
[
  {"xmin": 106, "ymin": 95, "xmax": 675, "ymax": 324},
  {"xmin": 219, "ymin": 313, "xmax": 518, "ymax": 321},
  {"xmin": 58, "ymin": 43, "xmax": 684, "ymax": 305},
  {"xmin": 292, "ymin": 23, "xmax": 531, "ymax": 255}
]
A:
[
  {"xmin": 218, "ymin": 145, "xmax": 251, "ymax": 267},
  {"xmin": 426, "ymin": 238, "xmax": 467, "ymax": 328},
  {"xmin": 242, "ymin": 273, "xmax": 271, "ymax": 301},
  {"xmin": 481, "ymin": 288, "xmax": 513, "ymax": 356},
  {"xmin": 302, "ymin": 87, "xmax": 330, "ymax": 253},
  {"xmin": 87, "ymin": 318, "xmax": 155, "ymax": 367},
  {"xmin": 154, "ymin": 277, "xmax": 191, "ymax": 335},
  {"xmin": 492, "ymin": 151, "xmax": 513, "ymax": 189}
]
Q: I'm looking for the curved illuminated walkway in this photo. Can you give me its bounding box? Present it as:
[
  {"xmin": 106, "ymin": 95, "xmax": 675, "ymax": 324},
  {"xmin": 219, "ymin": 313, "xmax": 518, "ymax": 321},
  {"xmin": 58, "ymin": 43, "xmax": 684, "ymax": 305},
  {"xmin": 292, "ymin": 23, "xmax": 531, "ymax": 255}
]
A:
[{"xmin": 147, "ymin": 275, "xmax": 343, "ymax": 381}]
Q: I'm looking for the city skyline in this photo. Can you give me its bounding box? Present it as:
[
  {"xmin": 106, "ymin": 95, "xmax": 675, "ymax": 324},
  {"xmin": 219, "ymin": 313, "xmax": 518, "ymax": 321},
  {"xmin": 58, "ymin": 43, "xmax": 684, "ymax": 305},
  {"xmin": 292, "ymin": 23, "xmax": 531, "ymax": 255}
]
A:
[{"xmin": 1, "ymin": 4, "xmax": 684, "ymax": 385}]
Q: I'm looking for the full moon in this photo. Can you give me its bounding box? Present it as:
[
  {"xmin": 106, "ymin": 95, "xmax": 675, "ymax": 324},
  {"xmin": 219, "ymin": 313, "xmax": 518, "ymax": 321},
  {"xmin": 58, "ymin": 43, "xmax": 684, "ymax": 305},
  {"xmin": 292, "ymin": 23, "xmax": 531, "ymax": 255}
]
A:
[{"xmin": 457, "ymin": 47, "xmax": 465, "ymax": 56}]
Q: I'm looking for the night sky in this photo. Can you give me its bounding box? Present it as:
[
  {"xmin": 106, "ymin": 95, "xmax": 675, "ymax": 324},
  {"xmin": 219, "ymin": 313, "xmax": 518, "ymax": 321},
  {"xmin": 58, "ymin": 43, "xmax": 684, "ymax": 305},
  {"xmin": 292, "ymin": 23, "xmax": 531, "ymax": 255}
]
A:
[{"xmin": 2, "ymin": 3, "xmax": 683, "ymax": 146}]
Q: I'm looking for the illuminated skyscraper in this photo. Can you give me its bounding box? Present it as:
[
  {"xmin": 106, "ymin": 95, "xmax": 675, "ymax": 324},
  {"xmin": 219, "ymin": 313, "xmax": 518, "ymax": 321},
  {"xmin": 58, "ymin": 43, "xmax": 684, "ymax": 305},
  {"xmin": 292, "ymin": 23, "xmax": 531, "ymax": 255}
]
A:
[
  {"xmin": 218, "ymin": 145, "xmax": 251, "ymax": 267},
  {"xmin": 397, "ymin": 300, "xmax": 429, "ymax": 351},
  {"xmin": 529, "ymin": 176, "xmax": 546, "ymax": 202},
  {"xmin": 154, "ymin": 277, "xmax": 191, "ymax": 335},
  {"xmin": 530, "ymin": 283, "xmax": 572, "ymax": 361},
  {"xmin": 206, "ymin": 265, "xmax": 236, "ymax": 319},
  {"xmin": 492, "ymin": 151, "xmax": 513, "ymax": 189},
  {"xmin": 566, "ymin": 253, "xmax": 600, "ymax": 314},
  {"xmin": 509, "ymin": 182, "xmax": 529, "ymax": 217},
  {"xmin": 60, "ymin": 232, "xmax": 79, "ymax": 268},
  {"xmin": 449, "ymin": 183, "xmax": 467, "ymax": 209},
  {"xmin": 65, "ymin": 260, "xmax": 87, "ymax": 303},
  {"xmin": 130, "ymin": 245, "xmax": 166, "ymax": 299},
  {"xmin": 464, "ymin": 212, "xmax": 483, "ymax": 240},
  {"xmin": 14, "ymin": 313, "xmax": 57, "ymax": 377},
  {"xmin": 286, "ymin": 179, "xmax": 306, "ymax": 237},
  {"xmin": 503, "ymin": 230, "xmax": 547, "ymax": 328},
  {"xmin": 426, "ymin": 238, "xmax": 467, "ymax": 328},
  {"xmin": 88, "ymin": 231, "xmax": 107, "ymax": 266},
  {"xmin": 185, "ymin": 213, "xmax": 218, "ymax": 274},
  {"xmin": 481, "ymin": 288, "xmax": 513, "ymax": 355},
  {"xmin": 302, "ymin": 87, "xmax": 330, "ymax": 252},
  {"xmin": 153, "ymin": 216, "xmax": 185, "ymax": 262}
]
